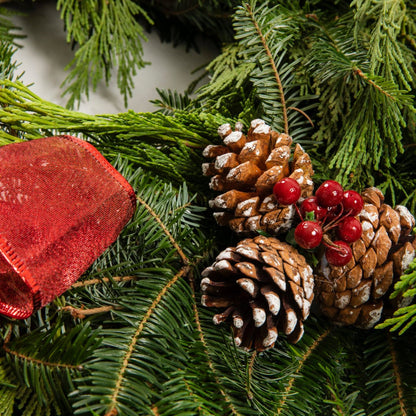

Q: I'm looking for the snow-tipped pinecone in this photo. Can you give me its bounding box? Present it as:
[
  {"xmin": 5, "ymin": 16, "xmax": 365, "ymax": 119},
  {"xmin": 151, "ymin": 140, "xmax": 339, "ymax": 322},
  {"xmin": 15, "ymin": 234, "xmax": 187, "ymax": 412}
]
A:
[
  {"xmin": 315, "ymin": 187, "xmax": 416, "ymax": 329},
  {"xmin": 202, "ymin": 119, "xmax": 314, "ymax": 236},
  {"xmin": 200, "ymin": 236, "xmax": 314, "ymax": 351}
]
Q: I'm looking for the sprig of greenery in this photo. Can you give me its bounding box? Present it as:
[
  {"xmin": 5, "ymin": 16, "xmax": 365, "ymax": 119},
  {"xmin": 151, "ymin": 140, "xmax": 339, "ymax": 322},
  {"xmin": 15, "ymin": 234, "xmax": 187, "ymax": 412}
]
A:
[
  {"xmin": 377, "ymin": 258, "xmax": 416, "ymax": 334},
  {"xmin": 57, "ymin": 0, "xmax": 153, "ymax": 109}
]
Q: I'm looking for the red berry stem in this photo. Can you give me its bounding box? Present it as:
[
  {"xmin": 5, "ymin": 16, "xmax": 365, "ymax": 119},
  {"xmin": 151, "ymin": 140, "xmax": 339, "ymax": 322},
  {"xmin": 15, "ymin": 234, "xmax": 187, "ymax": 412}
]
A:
[
  {"xmin": 322, "ymin": 205, "xmax": 344, "ymax": 233},
  {"xmin": 294, "ymin": 204, "xmax": 304, "ymax": 222},
  {"xmin": 322, "ymin": 234, "xmax": 345, "ymax": 252}
]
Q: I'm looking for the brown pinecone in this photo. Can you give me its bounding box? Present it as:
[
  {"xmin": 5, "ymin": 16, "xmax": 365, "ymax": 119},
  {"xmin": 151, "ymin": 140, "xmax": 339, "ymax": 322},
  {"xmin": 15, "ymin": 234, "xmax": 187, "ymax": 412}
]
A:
[
  {"xmin": 202, "ymin": 119, "xmax": 314, "ymax": 236},
  {"xmin": 315, "ymin": 187, "xmax": 416, "ymax": 329},
  {"xmin": 200, "ymin": 236, "xmax": 314, "ymax": 351}
]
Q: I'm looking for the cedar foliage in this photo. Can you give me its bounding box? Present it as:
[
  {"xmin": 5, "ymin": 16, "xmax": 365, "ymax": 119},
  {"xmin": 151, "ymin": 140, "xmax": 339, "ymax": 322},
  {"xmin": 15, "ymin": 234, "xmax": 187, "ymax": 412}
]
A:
[{"xmin": 1, "ymin": 1, "xmax": 416, "ymax": 415}]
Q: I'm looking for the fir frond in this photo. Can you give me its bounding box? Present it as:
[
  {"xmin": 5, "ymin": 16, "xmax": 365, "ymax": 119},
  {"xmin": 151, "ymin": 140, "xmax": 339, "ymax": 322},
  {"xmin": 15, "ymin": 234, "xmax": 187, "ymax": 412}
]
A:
[
  {"xmin": 0, "ymin": 5, "xmax": 25, "ymax": 46},
  {"xmin": 376, "ymin": 258, "xmax": 416, "ymax": 334},
  {"xmin": 307, "ymin": 10, "xmax": 415, "ymax": 188},
  {"xmin": 352, "ymin": 0, "xmax": 415, "ymax": 90},
  {"xmin": 140, "ymin": 0, "xmax": 235, "ymax": 50},
  {"xmin": 362, "ymin": 331, "xmax": 415, "ymax": 416},
  {"xmin": 150, "ymin": 88, "xmax": 192, "ymax": 115},
  {"xmin": 57, "ymin": 0, "xmax": 153, "ymax": 108},
  {"xmin": 0, "ymin": 7, "xmax": 24, "ymax": 81},
  {"xmin": 196, "ymin": 43, "xmax": 256, "ymax": 103},
  {"xmin": 70, "ymin": 170, "xmax": 215, "ymax": 416},
  {"xmin": 0, "ymin": 79, "xmax": 234, "ymax": 190},
  {"xmin": 232, "ymin": 1, "xmax": 315, "ymax": 142},
  {"xmin": 2, "ymin": 322, "xmax": 99, "ymax": 414}
]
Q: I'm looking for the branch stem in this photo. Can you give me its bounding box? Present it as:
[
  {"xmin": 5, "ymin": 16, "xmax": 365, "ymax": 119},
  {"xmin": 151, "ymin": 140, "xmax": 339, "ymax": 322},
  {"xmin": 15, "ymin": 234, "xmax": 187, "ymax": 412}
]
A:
[{"xmin": 246, "ymin": 3, "xmax": 289, "ymax": 135}]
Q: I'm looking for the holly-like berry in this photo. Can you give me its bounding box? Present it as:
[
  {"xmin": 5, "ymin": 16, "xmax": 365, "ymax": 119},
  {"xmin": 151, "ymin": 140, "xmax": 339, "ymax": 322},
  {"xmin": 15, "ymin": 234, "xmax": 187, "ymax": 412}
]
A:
[
  {"xmin": 273, "ymin": 178, "xmax": 301, "ymax": 205},
  {"xmin": 300, "ymin": 196, "xmax": 327, "ymax": 221},
  {"xmin": 316, "ymin": 180, "xmax": 344, "ymax": 208},
  {"xmin": 342, "ymin": 190, "xmax": 364, "ymax": 216},
  {"xmin": 294, "ymin": 221, "xmax": 323, "ymax": 249},
  {"xmin": 325, "ymin": 241, "xmax": 352, "ymax": 266},
  {"xmin": 338, "ymin": 217, "xmax": 362, "ymax": 243}
]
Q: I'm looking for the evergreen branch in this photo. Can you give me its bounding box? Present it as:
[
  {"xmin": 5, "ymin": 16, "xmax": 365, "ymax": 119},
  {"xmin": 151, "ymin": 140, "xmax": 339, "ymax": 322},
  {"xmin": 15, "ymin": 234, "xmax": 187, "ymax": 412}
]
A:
[
  {"xmin": 376, "ymin": 259, "xmax": 416, "ymax": 334},
  {"xmin": 352, "ymin": 0, "xmax": 414, "ymax": 90},
  {"xmin": 276, "ymin": 327, "xmax": 331, "ymax": 414},
  {"xmin": 57, "ymin": 0, "xmax": 153, "ymax": 108},
  {"xmin": 287, "ymin": 106, "xmax": 314, "ymax": 127},
  {"xmin": 61, "ymin": 305, "xmax": 116, "ymax": 319},
  {"xmin": 136, "ymin": 194, "xmax": 189, "ymax": 264},
  {"xmin": 196, "ymin": 43, "xmax": 255, "ymax": 105},
  {"xmin": 232, "ymin": 1, "xmax": 315, "ymax": 142},
  {"xmin": 307, "ymin": 13, "xmax": 415, "ymax": 188},
  {"xmin": 363, "ymin": 331, "xmax": 413, "ymax": 416},
  {"xmin": 354, "ymin": 68, "xmax": 396, "ymax": 101},
  {"xmin": 72, "ymin": 173, "xmax": 216, "ymax": 415},
  {"xmin": 151, "ymin": 88, "xmax": 191, "ymax": 115},
  {"xmin": 0, "ymin": 80, "xmax": 209, "ymax": 147},
  {"xmin": 2, "ymin": 322, "xmax": 100, "ymax": 413},
  {"xmin": 3, "ymin": 338, "xmax": 83, "ymax": 371},
  {"xmin": 105, "ymin": 264, "xmax": 191, "ymax": 416},
  {"xmin": 71, "ymin": 275, "xmax": 138, "ymax": 288},
  {"xmin": 245, "ymin": 2, "xmax": 289, "ymax": 135},
  {"xmin": 388, "ymin": 335, "xmax": 407, "ymax": 415},
  {"xmin": 188, "ymin": 270, "xmax": 242, "ymax": 416}
]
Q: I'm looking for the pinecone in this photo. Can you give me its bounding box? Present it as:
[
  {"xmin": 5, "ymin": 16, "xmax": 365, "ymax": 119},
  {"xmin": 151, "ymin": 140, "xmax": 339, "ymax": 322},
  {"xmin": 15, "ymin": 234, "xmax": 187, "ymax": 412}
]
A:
[
  {"xmin": 315, "ymin": 187, "xmax": 416, "ymax": 329},
  {"xmin": 200, "ymin": 236, "xmax": 314, "ymax": 351},
  {"xmin": 202, "ymin": 119, "xmax": 314, "ymax": 236}
]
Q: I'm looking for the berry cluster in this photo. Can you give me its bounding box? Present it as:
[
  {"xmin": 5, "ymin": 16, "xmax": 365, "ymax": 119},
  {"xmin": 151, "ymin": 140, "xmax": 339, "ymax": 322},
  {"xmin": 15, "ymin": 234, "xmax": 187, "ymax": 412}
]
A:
[{"xmin": 273, "ymin": 178, "xmax": 364, "ymax": 266}]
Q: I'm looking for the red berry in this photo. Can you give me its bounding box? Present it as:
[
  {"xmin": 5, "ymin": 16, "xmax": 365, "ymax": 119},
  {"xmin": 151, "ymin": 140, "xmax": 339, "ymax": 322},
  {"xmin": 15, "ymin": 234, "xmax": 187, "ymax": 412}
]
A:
[
  {"xmin": 294, "ymin": 221, "xmax": 323, "ymax": 249},
  {"xmin": 273, "ymin": 178, "xmax": 301, "ymax": 205},
  {"xmin": 338, "ymin": 217, "xmax": 362, "ymax": 243},
  {"xmin": 342, "ymin": 190, "xmax": 364, "ymax": 216},
  {"xmin": 315, "ymin": 180, "xmax": 344, "ymax": 208},
  {"xmin": 300, "ymin": 196, "xmax": 327, "ymax": 221},
  {"xmin": 325, "ymin": 241, "xmax": 352, "ymax": 266}
]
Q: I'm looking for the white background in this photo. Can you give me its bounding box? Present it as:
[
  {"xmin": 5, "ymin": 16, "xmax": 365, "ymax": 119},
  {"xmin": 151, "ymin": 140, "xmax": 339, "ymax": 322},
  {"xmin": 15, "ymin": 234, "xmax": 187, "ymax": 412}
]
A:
[{"xmin": 9, "ymin": 1, "xmax": 219, "ymax": 114}]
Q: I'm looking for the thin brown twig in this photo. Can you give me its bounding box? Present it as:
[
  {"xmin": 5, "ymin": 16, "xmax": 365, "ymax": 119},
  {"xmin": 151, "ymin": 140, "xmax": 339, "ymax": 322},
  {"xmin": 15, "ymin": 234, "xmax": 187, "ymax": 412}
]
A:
[
  {"xmin": 288, "ymin": 106, "xmax": 314, "ymax": 127},
  {"xmin": 246, "ymin": 350, "xmax": 257, "ymax": 400},
  {"xmin": 246, "ymin": 3, "xmax": 289, "ymax": 135},
  {"xmin": 71, "ymin": 275, "xmax": 137, "ymax": 288},
  {"xmin": 61, "ymin": 305, "xmax": 115, "ymax": 319}
]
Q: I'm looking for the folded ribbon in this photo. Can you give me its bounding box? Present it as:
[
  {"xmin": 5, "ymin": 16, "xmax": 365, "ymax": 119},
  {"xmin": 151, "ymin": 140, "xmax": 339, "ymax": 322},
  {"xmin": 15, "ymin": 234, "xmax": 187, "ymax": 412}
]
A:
[{"xmin": 0, "ymin": 136, "xmax": 136, "ymax": 318}]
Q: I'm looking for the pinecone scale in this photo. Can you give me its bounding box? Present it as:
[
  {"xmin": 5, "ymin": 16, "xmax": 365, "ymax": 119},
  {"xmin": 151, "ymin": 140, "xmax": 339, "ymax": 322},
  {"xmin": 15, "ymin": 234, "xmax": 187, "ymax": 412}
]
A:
[
  {"xmin": 201, "ymin": 236, "xmax": 314, "ymax": 351},
  {"xmin": 202, "ymin": 119, "xmax": 314, "ymax": 236},
  {"xmin": 316, "ymin": 187, "xmax": 416, "ymax": 328}
]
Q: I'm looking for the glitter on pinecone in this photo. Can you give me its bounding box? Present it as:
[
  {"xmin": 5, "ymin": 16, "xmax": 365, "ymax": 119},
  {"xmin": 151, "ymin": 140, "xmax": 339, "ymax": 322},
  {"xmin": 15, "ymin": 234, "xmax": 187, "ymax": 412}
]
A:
[
  {"xmin": 315, "ymin": 187, "xmax": 416, "ymax": 329},
  {"xmin": 200, "ymin": 236, "xmax": 314, "ymax": 351},
  {"xmin": 202, "ymin": 119, "xmax": 314, "ymax": 236}
]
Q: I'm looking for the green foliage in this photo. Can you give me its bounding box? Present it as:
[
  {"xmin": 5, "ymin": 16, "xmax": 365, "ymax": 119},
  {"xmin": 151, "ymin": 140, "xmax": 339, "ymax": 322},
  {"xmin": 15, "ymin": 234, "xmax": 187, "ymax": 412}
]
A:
[
  {"xmin": 150, "ymin": 88, "xmax": 192, "ymax": 115},
  {"xmin": 0, "ymin": 5, "xmax": 25, "ymax": 81},
  {"xmin": 0, "ymin": 79, "xmax": 232, "ymax": 190},
  {"xmin": 57, "ymin": 0, "xmax": 153, "ymax": 109},
  {"xmin": 1, "ymin": 1, "xmax": 416, "ymax": 415},
  {"xmin": 377, "ymin": 258, "xmax": 416, "ymax": 334},
  {"xmin": 139, "ymin": 0, "xmax": 237, "ymax": 49},
  {"xmin": 306, "ymin": 0, "xmax": 416, "ymax": 203},
  {"xmin": 197, "ymin": 1, "xmax": 316, "ymax": 144},
  {"xmin": 0, "ymin": 5, "xmax": 25, "ymax": 47}
]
